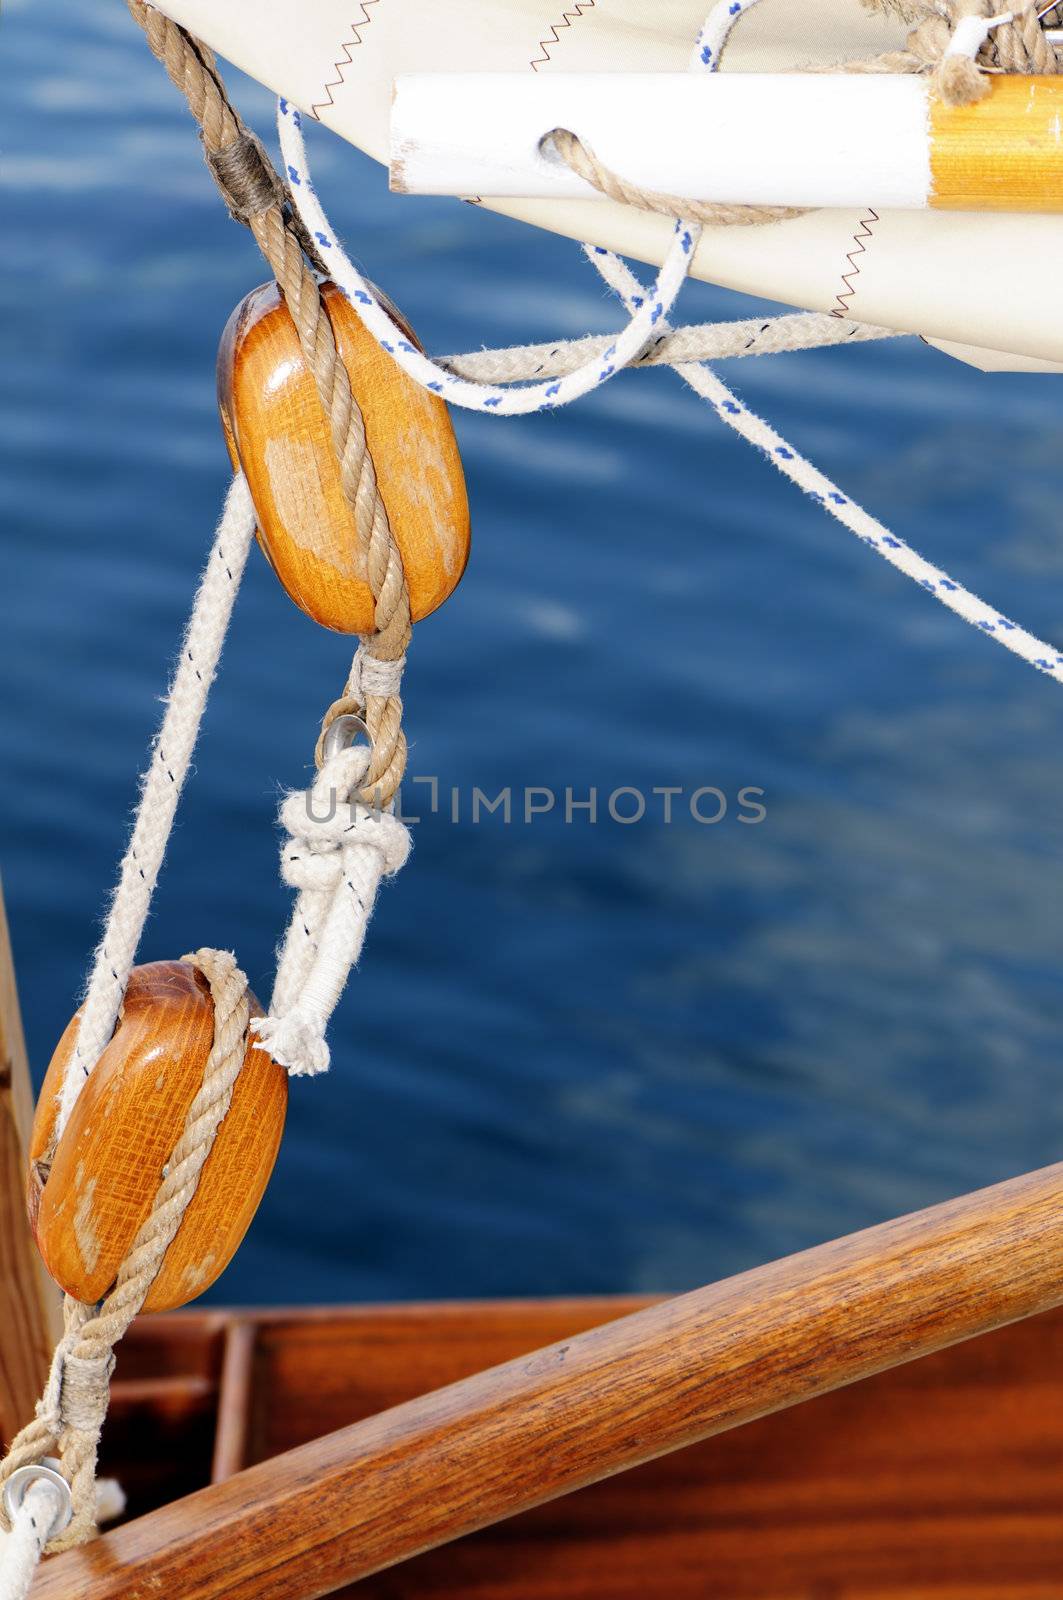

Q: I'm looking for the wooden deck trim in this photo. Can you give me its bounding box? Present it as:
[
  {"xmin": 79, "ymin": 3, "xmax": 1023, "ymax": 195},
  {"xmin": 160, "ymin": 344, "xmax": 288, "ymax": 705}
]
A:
[
  {"xmin": 211, "ymin": 1319, "xmax": 258, "ymax": 1483},
  {"xmin": 0, "ymin": 875, "xmax": 61, "ymax": 1445}
]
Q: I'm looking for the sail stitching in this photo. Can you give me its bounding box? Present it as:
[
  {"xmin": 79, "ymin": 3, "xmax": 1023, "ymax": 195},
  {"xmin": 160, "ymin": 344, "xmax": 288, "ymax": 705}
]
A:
[
  {"xmin": 830, "ymin": 209, "xmax": 881, "ymax": 319},
  {"xmin": 310, "ymin": 1, "xmax": 382, "ymax": 121},
  {"xmin": 530, "ymin": 1, "xmax": 596, "ymax": 71}
]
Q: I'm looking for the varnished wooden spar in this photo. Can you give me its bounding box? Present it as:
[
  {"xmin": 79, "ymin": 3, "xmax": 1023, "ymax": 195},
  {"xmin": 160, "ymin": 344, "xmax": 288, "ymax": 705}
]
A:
[
  {"xmin": 219, "ymin": 281, "xmax": 470, "ymax": 634},
  {"xmin": 929, "ymin": 78, "xmax": 1063, "ymax": 211},
  {"xmin": 35, "ymin": 1158, "xmax": 1063, "ymax": 1600},
  {"xmin": 106, "ymin": 1299, "xmax": 1063, "ymax": 1598},
  {"xmin": 28, "ymin": 960, "xmax": 287, "ymax": 1312},
  {"xmin": 0, "ymin": 878, "xmax": 61, "ymax": 1444}
]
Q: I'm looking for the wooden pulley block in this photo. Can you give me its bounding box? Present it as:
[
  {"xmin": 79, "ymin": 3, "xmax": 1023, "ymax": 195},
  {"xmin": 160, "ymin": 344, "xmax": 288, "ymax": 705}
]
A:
[
  {"xmin": 218, "ymin": 279, "xmax": 470, "ymax": 634},
  {"xmin": 27, "ymin": 960, "xmax": 287, "ymax": 1312}
]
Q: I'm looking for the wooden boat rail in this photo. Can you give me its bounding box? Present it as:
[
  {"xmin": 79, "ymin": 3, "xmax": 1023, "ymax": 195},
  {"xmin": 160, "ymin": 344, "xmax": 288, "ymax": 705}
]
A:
[
  {"xmin": 30, "ymin": 1157, "xmax": 1063, "ymax": 1600},
  {"xmin": 0, "ymin": 879, "xmax": 61, "ymax": 1447}
]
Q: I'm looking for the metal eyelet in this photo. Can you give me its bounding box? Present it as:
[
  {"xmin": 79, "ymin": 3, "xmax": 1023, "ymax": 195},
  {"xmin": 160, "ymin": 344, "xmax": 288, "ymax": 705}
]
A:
[
  {"xmin": 2, "ymin": 1459, "xmax": 74, "ymax": 1539},
  {"xmin": 321, "ymin": 712, "xmax": 372, "ymax": 764}
]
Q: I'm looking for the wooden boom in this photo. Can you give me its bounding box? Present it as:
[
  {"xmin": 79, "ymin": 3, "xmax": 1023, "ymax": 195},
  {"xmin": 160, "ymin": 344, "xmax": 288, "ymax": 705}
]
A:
[
  {"xmin": 392, "ymin": 74, "xmax": 1063, "ymax": 214},
  {"xmin": 34, "ymin": 1158, "xmax": 1063, "ymax": 1600}
]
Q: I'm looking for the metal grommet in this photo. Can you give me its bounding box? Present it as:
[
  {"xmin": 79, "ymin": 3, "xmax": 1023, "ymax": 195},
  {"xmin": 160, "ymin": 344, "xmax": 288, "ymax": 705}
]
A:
[
  {"xmin": 321, "ymin": 712, "xmax": 372, "ymax": 765},
  {"xmin": 2, "ymin": 1459, "xmax": 74, "ymax": 1539}
]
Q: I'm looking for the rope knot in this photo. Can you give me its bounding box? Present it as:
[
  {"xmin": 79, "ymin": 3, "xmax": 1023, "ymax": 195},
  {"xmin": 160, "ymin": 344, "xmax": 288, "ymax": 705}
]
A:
[
  {"xmin": 279, "ymin": 793, "xmax": 411, "ymax": 888},
  {"xmin": 281, "ymin": 747, "xmax": 412, "ymax": 878},
  {"xmin": 255, "ymin": 753, "xmax": 411, "ymax": 1076}
]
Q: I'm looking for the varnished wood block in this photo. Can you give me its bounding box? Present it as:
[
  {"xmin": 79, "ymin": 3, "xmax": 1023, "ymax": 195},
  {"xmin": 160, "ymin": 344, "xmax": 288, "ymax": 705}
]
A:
[
  {"xmin": 28, "ymin": 960, "xmax": 287, "ymax": 1312},
  {"xmin": 931, "ymin": 77, "xmax": 1063, "ymax": 212},
  {"xmin": 219, "ymin": 280, "xmax": 470, "ymax": 633}
]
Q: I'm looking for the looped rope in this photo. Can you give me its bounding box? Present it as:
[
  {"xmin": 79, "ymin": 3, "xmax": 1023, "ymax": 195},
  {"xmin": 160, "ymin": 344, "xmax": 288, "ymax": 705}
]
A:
[
  {"xmin": 315, "ymin": 645, "xmax": 409, "ymax": 808},
  {"xmin": 255, "ymin": 747, "xmax": 411, "ymax": 1077},
  {"xmin": 0, "ymin": 950, "xmax": 252, "ymax": 1551},
  {"xmin": 545, "ymin": 128, "xmax": 804, "ymax": 228}
]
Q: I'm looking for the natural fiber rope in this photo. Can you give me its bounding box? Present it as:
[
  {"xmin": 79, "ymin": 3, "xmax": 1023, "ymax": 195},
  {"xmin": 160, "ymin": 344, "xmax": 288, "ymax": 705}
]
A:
[
  {"xmin": 125, "ymin": 0, "xmax": 410, "ymax": 809},
  {"xmin": 546, "ymin": 128, "xmax": 803, "ymax": 229},
  {"xmin": 0, "ymin": 950, "xmax": 251, "ymax": 1551}
]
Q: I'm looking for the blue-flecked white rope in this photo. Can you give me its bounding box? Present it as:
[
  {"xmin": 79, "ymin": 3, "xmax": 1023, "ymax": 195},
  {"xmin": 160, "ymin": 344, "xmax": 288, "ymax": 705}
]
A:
[
  {"xmin": 278, "ymin": 0, "xmax": 1063, "ymax": 687},
  {"xmin": 280, "ymin": 88, "xmax": 699, "ymax": 416}
]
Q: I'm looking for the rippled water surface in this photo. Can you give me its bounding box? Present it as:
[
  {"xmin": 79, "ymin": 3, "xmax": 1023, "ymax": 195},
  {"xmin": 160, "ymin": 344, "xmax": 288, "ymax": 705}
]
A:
[{"xmin": 4, "ymin": 2, "xmax": 1063, "ymax": 1306}]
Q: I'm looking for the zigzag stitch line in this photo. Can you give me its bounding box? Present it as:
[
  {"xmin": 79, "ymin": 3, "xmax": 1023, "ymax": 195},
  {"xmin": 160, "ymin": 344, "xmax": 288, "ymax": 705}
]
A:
[
  {"xmin": 530, "ymin": 0, "xmax": 596, "ymax": 71},
  {"xmin": 830, "ymin": 208, "xmax": 880, "ymax": 318},
  {"xmin": 311, "ymin": 1, "xmax": 381, "ymax": 120}
]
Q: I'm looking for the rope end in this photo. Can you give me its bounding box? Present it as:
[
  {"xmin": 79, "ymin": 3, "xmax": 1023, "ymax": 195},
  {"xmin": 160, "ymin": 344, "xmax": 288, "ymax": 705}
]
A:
[{"xmin": 251, "ymin": 1012, "xmax": 331, "ymax": 1077}]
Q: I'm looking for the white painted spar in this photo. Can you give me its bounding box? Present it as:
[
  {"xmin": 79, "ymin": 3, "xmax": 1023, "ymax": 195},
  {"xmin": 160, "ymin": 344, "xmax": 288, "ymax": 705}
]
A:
[
  {"xmin": 392, "ymin": 73, "xmax": 932, "ymax": 209},
  {"xmin": 148, "ymin": 0, "xmax": 1063, "ymax": 368}
]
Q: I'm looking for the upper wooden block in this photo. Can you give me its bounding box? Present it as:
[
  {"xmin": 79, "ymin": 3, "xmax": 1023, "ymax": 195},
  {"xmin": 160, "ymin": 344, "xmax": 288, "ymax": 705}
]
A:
[{"xmin": 219, "ymin": 280, "xmax": 470, "ymax": 634}]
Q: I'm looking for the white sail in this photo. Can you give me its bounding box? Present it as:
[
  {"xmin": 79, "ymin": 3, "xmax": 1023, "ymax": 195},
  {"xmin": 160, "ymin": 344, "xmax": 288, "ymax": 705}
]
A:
[{"xmin": 151, "ymin": 0, "xmax": 1062, "ymax": 368}]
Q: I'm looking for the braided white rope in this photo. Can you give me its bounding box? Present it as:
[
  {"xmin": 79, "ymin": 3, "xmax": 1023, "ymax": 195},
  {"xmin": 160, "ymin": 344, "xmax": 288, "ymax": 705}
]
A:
[
  {"xmin": 440, "ymin": 312, "xmax": 900, "ymax": 384},
  {"xmin": 280, "ymin": 0, "xmax": 1063, "ymax": 687},
  {"xmin": 255, "ymin": 741, "xmax": 411, "ymax": 1076},
  {"xmin": 57, "ymin": 473, "xmax": 257, "ymax": 1135},
  {"xmin": 276, "ymin": 0, "xmax": 779, "ymax": 413},
  {"xmin": 0, "ymin": 1471, "xmax": 123, "ymax": 1598},
  {"xmin": 0, "ymin": 1471, "xmax": 122, "ymax": 1600},
  {"xmin": 0, "ymin": 1483, "xmax": 64, "ymax": 1600},
  {"xmin": 277, "ymin": 113, "xmax": 702, "ymax": 415},
  {"xmin": 587, "ymin": 247, "xmax": 1063, "ymax": 678}
]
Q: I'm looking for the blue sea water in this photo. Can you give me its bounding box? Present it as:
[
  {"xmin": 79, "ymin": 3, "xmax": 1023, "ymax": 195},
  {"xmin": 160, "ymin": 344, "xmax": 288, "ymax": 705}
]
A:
[{"xmin": 3, "ymin": 1, "xmax": 1063, "ymax": 1309}]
